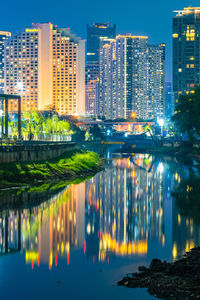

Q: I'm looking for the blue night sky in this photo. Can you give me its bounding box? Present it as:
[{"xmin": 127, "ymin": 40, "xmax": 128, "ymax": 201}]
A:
[{"xmin": 1, "ymin": 0, "xmax": 200, "ymax": 81}]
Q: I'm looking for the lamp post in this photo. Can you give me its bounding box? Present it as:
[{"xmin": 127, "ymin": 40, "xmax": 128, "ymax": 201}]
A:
[
  {"xmin": 131, "ymin": 112, "xmax": 137, "ymax": 133},
  {"xmin": 157, "ymin": 118, "xmax": 164, "ymax": 137}
]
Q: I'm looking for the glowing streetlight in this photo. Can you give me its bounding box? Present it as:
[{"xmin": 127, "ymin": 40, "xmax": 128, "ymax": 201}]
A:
[
  {"xmin": 157, "ymin": 118, "xmax": 164, "ymax": 127},
  {"xmin": 131, "ymin": 112, "xmax": 137, "ymax": 119},
  {"xmin": 157, "ymin": 118, "xmax": 164, "ymax": 136},
  {"xmin": 17, "ymin": 82, "xmax": 23, "ymax": 91}
]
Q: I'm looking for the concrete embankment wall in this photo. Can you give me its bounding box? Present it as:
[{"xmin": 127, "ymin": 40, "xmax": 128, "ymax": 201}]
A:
[{"xmin": 0, "ymin": 142, "xmax": 76, "ymax": 163}]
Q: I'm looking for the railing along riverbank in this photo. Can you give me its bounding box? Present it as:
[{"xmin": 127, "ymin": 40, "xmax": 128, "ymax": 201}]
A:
[{"xmin": 0, "ymin": 142, "xmax": 76, "ymax": 163}]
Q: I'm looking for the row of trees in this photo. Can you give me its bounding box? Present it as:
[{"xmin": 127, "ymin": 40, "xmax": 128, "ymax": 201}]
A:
[{"xmin": 9, "ymin": 111, "xmax": 73, "ymax": 140}]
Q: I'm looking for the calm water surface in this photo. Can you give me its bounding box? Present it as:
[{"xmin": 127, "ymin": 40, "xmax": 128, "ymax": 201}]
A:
[{"xmin": 0, "ymin": 149, "xmax": 199, "ymax": 300}]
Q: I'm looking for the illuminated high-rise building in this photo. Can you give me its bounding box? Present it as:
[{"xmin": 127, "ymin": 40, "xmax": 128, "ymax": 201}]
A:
[
  {"xmin": 85, "ymin": 63, "xmax": 99, "ymax": 115},
  {"xmin": 173, "ymin": 7, "xmax": 200, "ymax": 103},
  {"xmin": 99, "ymin": 38, "xmax": 116, "ymax": 119},
  {"xmin": 147, "ymin": 44, "xmax": 165, "ymax": 119},
  {"xmin": 86, "ymin": 23, "xmax": 116, "ymax": 116},
  {"xmin": 115, "ymin": 35, "xmax": 135, "ymax": 119},
  {"xmin": 4, "ymin": 23, "xmax": 85, "ymax": 114},
  {"xmin": 132, "ymin": 36, "xmax": 148, "ymax": 119},
  {"xmin": 165, "ymin": 82, "xmax": 174, "ymax": 119},
  {"xmin": 98, "ymin": 35, "xmax": 165, "ymax": 120},
  {"xmin": 0, "ymin": 31, "xmax": 11, "ymax": 93},
  {"xmin": 87, "ymin": 23, "xmax": 116, "ymax": 64}
]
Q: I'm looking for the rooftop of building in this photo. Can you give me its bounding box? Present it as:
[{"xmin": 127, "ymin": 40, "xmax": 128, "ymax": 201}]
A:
[
  {"xmin": 174, "ymin": 7, "xmax": 200, "ymax": 16},
  {"xmin": 0, "ymin": 31, "xmax": 11, "ymax": 36},
  {"xmin": 87, "ymin": 23, "xmax": 116, "ymax": 29},
  {"xmin": 116, "ymin": 34, "xmax": 148, "ymax": 39}
]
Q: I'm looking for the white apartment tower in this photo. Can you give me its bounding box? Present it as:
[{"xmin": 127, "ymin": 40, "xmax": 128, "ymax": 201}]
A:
[
  {"xmin": 98, "ymin": 35, "xmax": 165, "ymax": 120},
  {"xmin": 147, "ymin": 44, "xmax": 165, "ymax": 119},
  {"xmin": 4, "ymin": 23, "xmax": 85, "ymax": 115}
]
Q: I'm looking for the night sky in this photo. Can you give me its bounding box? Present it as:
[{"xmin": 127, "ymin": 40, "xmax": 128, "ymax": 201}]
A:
[{"xmin": 1, "ymin": 0, "xmax": 200, "ymax": 81}]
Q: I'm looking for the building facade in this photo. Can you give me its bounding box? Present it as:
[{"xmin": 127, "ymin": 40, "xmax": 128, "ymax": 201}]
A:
[
  {"xmin": 99, "ymin": 39, "xmax": 116, "ymax": 119},
  {"xmin": 165, "ymin": 82, "xmax": 174, "ymax": 119},
  {"xmin": 147, "ymin": 44, "xmax": 165, "ymax": 119},
  {"xmin": 132, "ymin": 36, "xmax": 148, "ymax": 119},
  {"xmin": 0, "ymin": 31, "xmax": 11, "ymax": 93},
  {"xmin": 173, "ymin": 7, "xmax": 200, "ymax": 103},
  {"xmin": 86, "ymin": 23, "xmax": 116, "ymax": 116},
  {"xmin": 98, "ymin": 35, "xmax": 165, "ymax": 120},
  {"xmin": 4, "ymin": 23, "xmax": 85, "ymax": 114}
]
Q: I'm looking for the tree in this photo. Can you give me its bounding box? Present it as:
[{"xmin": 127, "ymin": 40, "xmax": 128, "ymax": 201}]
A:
[
  {"xmin": 172, "ymin": 86, "xmax": 200, "ymax": 141},
  {"xmin": 143, "ymin": 123, "xmax": 153, "ymax": 133},
  {"xmin": 89, "ymin": 125, "xmax": 103, "ymax": 140}
]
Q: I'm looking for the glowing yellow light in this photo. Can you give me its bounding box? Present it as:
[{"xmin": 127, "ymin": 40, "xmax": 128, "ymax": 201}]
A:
[
  {"xmin": 178, "ymin": 214, "xmax": 181, "ymax": 225},
  {"xmin": 172, "ymin": 243, "xmax": 177, "ymax": 259},
  {"xmin": 25, "ymin": 251, "xmax": 39, "ymax": 263},
  {"xmin": 131, "ymin": 112, "xmax": 137, "ymax": 119}
]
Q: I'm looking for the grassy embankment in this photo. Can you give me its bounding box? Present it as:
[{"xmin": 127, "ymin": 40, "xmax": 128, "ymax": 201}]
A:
[{"xmin": 0, "ymin": 150, "xmax": 104, "ymax": 189}]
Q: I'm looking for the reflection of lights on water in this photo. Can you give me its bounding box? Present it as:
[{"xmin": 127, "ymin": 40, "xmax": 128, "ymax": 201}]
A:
[
  {"xmin": 107, "ymin": 130, "xmax": 111, "ymax": 136},
  {"xmin": 172, "ymin": 243, "xmax": 177, "ymax": 259},
  {"xmin": 158, "ymin": 162, "xmax": 164, "ymax": 173},
  {"xmin": 87, "ymin": 223, "xmax": 91, "ymax": 235},
  {"xmin": 107, "ymin": 151, "xmax": 110, "ymax": 159}
]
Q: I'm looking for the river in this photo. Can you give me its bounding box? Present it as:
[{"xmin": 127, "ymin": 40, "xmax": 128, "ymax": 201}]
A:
[{"xmin": 0, "ymin": 148, "xmax": 200, "ymax": 300}]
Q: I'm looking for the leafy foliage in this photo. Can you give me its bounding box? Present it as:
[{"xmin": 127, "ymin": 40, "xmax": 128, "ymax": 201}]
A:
[
  {"xmin": 172, "ymin": 86, "xmax": 200, "ymax": 140},
  {"xmin": 0, "ymin": 151, "xmax": 100, "ymax": 188}
]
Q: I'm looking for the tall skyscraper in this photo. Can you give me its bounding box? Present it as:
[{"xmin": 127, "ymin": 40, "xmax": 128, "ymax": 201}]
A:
[
  {"xmin": 99, "ymin": 39, "xmax": 116, "ymax": 119},
  {"xmin": 86, "ymin": 23, "xmax": 116, "ymax": 116},
  {"xmin": 87, "ymin": 23, "xmax": 116, "ymax": 64},
  {"xmin": 173, "ymin": 7, "xmax": 200, "ymax": 103},
  {"xmin": 98, "ymin": 35, "xmax": 165, "ymax": 120},
  {"xmin": 0, "ymin": 31, "xmax": 11, "ymax": 93},
  {"xmin": 147, "ymin": 44, "xmax": 165, "ymax": 119},
  {"xmin": 116, "ymin": 35, "xmax": 135, "ymax": 119},
  {"xmin": 132, "ymin": 36, "xmax": 148, "ymax": 119},
  {"xmin": 165, "ymin": 82, "xmax": 174, "ymax": 119},
  {"xmin": 4, "ymin": 23, "xmax": 85, "ymax": 114}
]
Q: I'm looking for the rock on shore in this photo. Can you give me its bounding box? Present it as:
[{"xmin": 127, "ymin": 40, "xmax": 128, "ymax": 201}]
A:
[{"xmin": 118, "ymin": 247, "xmax": 200, "ymax": 299}]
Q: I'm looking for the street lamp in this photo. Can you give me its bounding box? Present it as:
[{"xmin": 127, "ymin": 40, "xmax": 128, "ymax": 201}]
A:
[
  {"xmin": 131, "ymin": 112, "xmax": 137, "ymax": 120},
  {"xmin": 157, "ymin": 118, "xmax": 164, "ymax": 136},
  {"xmin": 17, "ymin": 82, "xmax": 23, "ymax": 91}
]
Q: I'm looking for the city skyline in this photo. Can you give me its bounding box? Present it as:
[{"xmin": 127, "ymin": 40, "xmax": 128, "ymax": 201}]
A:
[{"xmin": 1, "ymin": 1, "xmax": 200, "ymax": 83}]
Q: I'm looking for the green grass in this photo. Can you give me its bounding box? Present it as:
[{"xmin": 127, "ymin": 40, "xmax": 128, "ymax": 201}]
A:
[{"xmin": 0, "ymin": 150, "xmax": 102, "ymax": 189}]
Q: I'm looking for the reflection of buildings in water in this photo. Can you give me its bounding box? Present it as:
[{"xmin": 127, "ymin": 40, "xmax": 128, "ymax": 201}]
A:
[
  {"xmin": 170, "ymin": 166, "xmax": 200, "ymax": 260},
  {"xmin": 1, "ymin": 156, "xmax": 199, "ymax": 267},
  {"xmin": 85, "ymin": 155, "xmax": 165, "ymax": 261},
  {"xmin": 172, "ymin": 206, "xmax": 200, "ymax": 260},
  {"xmin": 0, "ymin": 183, "xmax": 85, "ymax": 268}
]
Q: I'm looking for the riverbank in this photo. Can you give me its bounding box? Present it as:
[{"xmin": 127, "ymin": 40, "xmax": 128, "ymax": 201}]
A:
[
  {"xmin": 0, "ymin": 150, "xmax": 104, "ymax": 189},
  {"xmin": 144, "ymin": 144, "xmax": 200, "ymax": 165},
  {"xmin": 118, "ymin": 247, "xmax": 200, "ymax": 299}
]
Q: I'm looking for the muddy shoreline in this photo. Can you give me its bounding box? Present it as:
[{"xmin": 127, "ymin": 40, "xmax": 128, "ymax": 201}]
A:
[{"xmin": 118, "ymin": 247, "xmax": 200, "ymax": 299}]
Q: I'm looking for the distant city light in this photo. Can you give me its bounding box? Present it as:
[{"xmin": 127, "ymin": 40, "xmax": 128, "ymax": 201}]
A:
[
  {"xmin": 157, "ymin": 118, "xmax": 164, "ymax": 127},
  {"xmin": 17, "ymin": 82, "xmax": 23, "ymax": 91},
  {"xmin": 131, "ymin": 112, "xmax": 137, "ymax": 119},
  {"xmin": 158, "ymin": 162, "xmax": 164, "ymax": 173},
  {"xmin": 107, "ymin": 129, "xmax": 111, "ymax": 136}
]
